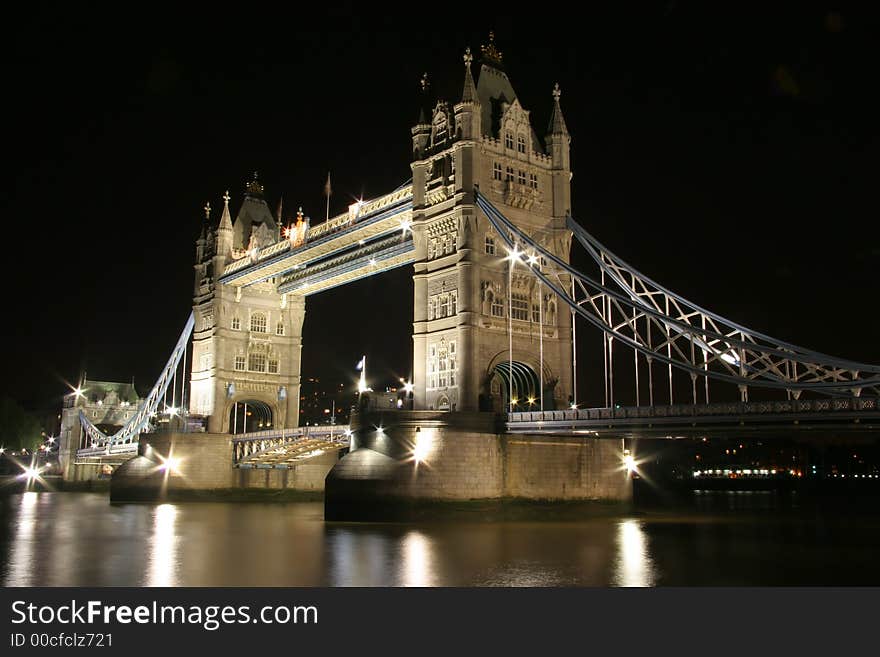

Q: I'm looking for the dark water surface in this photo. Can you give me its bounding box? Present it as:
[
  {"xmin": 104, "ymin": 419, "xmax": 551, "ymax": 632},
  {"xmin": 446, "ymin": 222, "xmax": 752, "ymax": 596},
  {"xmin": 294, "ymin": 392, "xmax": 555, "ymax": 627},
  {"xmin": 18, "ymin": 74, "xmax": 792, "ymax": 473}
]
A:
[{"xmin": 2, "ymin": 491, "xmax": 879, "ymax": 586}]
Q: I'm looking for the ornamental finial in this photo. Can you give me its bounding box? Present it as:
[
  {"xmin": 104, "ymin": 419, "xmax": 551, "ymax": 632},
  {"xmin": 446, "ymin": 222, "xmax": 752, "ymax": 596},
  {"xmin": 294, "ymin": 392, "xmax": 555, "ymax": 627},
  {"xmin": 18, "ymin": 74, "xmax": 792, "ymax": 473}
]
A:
[
  {"xmin": 463, "ymin": 47, "xmax": 473, "ymax": 68},
  {"xmin": 480, "ymin": 31, "xmax": 503, "ymax": 66},
  {"xmin": 246, "ymin": 171, "xmax": 264, "ymax": 196},
  {"xmin": 223, "ymin": 190, "xmax": 230, "ymax": 204},
  {"xmin": 203, "ymin": 201, "xmax": 211, "ymax": 219},
  {"xmin": 420, "ymin": 72, "xmax": 430, "ymax": 93},
  {"xmin": 553, "ymin": 83, "xmax": 561, "ymax": 102}
]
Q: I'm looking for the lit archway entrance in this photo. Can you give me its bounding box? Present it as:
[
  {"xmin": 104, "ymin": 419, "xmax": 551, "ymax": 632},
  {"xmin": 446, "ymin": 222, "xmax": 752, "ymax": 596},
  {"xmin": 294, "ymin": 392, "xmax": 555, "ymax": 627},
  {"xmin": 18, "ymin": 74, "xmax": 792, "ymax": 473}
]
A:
[
  {"xmin": 490, "ymin": 361, "xmax": 541, "ymax": 412},
  {"xmin": 229, "ymin": 400, "xmax": 274, "ymax": 434}
]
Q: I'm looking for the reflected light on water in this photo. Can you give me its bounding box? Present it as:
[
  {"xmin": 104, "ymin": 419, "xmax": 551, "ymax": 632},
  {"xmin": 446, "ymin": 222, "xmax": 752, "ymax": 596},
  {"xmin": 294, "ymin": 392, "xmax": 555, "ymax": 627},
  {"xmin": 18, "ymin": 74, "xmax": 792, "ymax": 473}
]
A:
[
  {"xmin": 5, "ymin": 492, "xmax": 39, "ymax": 586},
  {"xmin": 401, "ymin": 531, "xmax": 435, "ymax": 587},
  {"xmin": 614, "ymin": 519, "xmax": 656, "ymax": 587},
  {"xmin": 146, "ymin": 504, "xmax": 179, "ymax": 587}
]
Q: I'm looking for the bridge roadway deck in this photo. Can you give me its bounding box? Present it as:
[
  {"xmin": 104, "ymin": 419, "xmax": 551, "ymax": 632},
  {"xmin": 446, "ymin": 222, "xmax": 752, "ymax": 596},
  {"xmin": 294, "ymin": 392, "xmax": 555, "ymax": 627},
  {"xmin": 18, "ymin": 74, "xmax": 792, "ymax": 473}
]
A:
[
  {"xmin": 218, "ymin": 185, "xmax": 414, "ymax": 290},
  {"xmin": 506, "ymin": 397, "xmax": 880, "ymax": 438}
]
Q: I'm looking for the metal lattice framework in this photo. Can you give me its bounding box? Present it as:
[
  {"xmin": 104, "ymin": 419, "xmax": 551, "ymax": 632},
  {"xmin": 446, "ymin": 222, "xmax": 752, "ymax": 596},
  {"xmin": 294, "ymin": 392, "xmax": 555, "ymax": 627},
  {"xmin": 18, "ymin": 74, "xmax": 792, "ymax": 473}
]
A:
[
  {"xmin": 79, "ymin": 312, "xmax": 195, "ymax": 450},
  {"xmin": 475, "ymin": 191, "xmax": 880, "ymax": 402}
]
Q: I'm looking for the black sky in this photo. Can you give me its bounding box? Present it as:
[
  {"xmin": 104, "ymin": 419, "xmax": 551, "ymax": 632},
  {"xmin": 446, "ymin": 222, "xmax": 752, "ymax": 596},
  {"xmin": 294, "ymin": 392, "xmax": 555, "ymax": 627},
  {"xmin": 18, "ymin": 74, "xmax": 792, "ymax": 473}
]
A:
[{"xmin": 3, "ymin": 3, "xmax": 877, "ymax": 415}]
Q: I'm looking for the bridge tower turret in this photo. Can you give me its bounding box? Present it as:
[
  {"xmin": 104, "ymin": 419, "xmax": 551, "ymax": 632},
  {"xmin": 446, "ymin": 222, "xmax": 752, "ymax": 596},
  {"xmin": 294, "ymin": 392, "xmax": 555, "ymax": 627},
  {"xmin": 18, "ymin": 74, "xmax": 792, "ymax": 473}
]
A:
[
  {"xmin": 190, "ymin": 179, "xmax": 305, "ymax": 434},
  {"xmin": 410, "ymin": 34, "xmax": 574, "ymax": 413}
]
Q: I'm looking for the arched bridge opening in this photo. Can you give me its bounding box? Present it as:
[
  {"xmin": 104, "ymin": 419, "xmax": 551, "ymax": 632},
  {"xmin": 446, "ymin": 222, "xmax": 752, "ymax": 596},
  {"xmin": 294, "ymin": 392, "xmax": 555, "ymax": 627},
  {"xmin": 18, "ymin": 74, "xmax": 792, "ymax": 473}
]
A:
[{"xmin": 229, "ymin": 399, "xmax": 274, "ymax": 434}]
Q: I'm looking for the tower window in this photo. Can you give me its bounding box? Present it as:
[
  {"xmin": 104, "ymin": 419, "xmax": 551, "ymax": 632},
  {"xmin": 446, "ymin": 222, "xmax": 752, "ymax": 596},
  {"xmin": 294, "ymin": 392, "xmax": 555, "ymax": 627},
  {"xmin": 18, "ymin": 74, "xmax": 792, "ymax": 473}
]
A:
[
  {"xmin": 491, "ymin": 295, "xmax": 504, "ymax": 318},
  {"xmin": 485, "ymin": 236, "xmax": 495, "ymax": 255},
  {"xmin": 505, "ymin": 166, "xmax": 514, "ymax": 182},
  {"xmin": 250, "ymin": 313, "xmax": 267, "ymax": 333},
  {"xmin": 518, "ymin": 170, "xmax": 526, "ymax": 185},
  {"xmin": 517, "ymin": 135, "xmax": 526, "ymax": 153},
  {"xmin": 529, "ymin": 173, "xmax": 538, "ymax": 189},
  {"xmin": 511, "ymin": 293, "xmax": 529, "ymax": 321},
  {"xmin": 231, "ymin": 316, "xmax": 241, "ymax": 330},
  {"xmin": 276, "ymin": 322, "xmax": 284, "ymax": 336},
  {"xmin": 248, "ymin": 352, "xmax": 267, "ymax": 372},
  {"xmin": 268, "ymin": 358, "xmax": 279, "ymax": 374},
  {"xmin": 504, "ymin": 133, "xmax": 514, "ymax": 149},
  {"xmin": 234, "ymin": 355, "xmax": 246, "ymax": 371},
  {"xmin": 493, "ymin": 162, "xmax": 502, "ymax": 180}
]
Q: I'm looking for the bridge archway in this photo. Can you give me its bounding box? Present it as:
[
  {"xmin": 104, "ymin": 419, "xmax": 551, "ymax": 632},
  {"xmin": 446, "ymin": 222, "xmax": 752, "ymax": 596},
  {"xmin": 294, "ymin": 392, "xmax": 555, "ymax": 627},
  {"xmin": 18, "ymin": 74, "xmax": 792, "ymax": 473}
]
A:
[
  {"xmin": 487, "ymin": 360, "xmax": 543, "ymax": 413},
  {"xmin": 228, "ymin": 399, "xmax": 274, "ymax": 434}
]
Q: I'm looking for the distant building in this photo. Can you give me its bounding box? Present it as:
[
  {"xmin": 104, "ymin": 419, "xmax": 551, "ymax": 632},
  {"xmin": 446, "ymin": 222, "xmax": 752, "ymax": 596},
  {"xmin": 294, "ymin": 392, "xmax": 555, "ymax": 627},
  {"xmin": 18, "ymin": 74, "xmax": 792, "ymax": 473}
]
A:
[{"xmin": 58, "ymin": 379, "xmax": 143, "ymax": 478}]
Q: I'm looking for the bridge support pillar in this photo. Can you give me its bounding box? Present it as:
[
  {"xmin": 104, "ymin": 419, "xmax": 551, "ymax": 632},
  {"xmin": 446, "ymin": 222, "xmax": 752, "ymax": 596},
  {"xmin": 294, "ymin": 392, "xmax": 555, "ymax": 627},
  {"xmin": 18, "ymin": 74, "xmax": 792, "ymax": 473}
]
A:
[{"xmin": 325, "ymin": 410, "xmax": 631, "ymax": 520}]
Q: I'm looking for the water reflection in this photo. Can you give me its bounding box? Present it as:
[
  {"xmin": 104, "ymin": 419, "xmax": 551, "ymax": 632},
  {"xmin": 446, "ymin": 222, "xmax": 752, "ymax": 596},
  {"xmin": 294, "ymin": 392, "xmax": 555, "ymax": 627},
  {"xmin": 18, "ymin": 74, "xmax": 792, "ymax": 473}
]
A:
[
  {"xmin": 4, "ymin": 491, "xmax": 38, "ymax": 586},
  {"xmin": 613, "ymin": 519, "xmax": 656, "ymax": 587},
  {"xmin": 3, "ymin": 493, "xmax": 880, "ymax": 586},
  {"xmin": 146, "ymin": 504, "xmax": 179, "ymax": 587},
  {"xmin": 400, "ymin": 531, "xmax": 435, "ymax": 587}
]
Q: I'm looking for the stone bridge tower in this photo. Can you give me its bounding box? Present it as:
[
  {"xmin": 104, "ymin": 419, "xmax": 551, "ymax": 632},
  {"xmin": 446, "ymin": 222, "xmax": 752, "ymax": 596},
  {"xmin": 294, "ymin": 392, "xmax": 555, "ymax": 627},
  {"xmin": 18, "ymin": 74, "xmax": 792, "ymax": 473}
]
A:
[
  {"xmin": 410, "ymin": 35, "xmax": 574, "ymax": 413},
  {"xmin": 190, "ymin": 175, "xmax": 305, "ymax": 433}
]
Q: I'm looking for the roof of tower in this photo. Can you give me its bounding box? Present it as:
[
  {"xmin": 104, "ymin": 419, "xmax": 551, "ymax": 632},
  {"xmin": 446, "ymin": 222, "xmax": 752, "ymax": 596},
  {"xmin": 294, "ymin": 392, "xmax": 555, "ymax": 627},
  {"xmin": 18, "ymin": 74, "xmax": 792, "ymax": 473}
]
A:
[{"xmin": 236, "ymin": 171, "xmax": 276, "ymax": 229}]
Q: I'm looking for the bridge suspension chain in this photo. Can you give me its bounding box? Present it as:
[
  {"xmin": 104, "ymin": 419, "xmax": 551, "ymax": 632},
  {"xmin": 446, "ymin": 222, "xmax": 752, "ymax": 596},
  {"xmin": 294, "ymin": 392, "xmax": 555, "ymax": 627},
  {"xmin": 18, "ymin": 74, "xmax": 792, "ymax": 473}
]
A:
[
  {"xmin": 475, "ymin": 191, "xmax": 880, "ymax": 399},
  {"xmin": 79, "ymin": 312, "xmax": 195, "ymax": 450}
]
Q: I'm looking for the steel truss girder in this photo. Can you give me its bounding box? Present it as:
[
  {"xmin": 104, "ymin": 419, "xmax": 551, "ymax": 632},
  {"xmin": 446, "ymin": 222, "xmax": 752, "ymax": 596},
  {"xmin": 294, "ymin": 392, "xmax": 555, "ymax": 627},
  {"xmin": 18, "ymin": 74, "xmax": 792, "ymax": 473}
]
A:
[
  {"xmin": 78, "ymin": 312, "xmax": 195, "ymax": 450},
  {"xmin": 474, "ymin": 192, "xmax": 880, "ymax": 397}
]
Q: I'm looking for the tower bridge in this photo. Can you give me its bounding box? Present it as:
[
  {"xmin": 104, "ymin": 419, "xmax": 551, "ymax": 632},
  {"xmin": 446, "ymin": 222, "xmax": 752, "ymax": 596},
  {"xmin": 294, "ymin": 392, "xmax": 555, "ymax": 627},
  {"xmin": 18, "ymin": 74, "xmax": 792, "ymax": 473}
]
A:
[{"xmin": 57, "ymin": 35, "xmax": 880, "ymax": 512}]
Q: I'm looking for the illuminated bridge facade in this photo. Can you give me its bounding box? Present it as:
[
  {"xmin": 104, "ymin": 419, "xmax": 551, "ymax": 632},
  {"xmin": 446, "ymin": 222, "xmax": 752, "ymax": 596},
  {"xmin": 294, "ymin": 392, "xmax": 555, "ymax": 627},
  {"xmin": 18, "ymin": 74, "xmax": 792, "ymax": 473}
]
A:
[{"xmin": 66, "ymin": 39, "xmax": 879, "ymax": 473}]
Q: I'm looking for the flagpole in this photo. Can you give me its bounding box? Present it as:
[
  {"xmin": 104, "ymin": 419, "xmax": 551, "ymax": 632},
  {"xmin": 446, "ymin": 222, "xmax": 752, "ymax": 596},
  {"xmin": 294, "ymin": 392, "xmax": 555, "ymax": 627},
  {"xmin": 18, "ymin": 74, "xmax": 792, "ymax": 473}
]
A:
[{"xmin": 325, "ymin": 171, "xmax": 331, "ymax": 224}]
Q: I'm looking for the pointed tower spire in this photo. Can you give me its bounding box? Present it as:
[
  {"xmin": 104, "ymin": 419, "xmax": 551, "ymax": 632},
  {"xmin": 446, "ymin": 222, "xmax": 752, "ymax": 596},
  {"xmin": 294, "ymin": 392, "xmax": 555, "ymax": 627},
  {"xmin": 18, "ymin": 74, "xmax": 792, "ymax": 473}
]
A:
[
  {"xmin": 198, "ymin": 201, "xmax": 210, "ymax": 240},
  {"xmin": 461, "ymin": 47, "xmax": 477, "ymax": 104},
  {"xmin": 418, "ymin": 72, "xmax": 431, "ymax": 125},
  {"xmin": 548, "ymin": 83, "xmax": 569, "ymax": 136},
  {"xmin": 219, "ymin": 190, "xmax": 233, "ymax": 230}
]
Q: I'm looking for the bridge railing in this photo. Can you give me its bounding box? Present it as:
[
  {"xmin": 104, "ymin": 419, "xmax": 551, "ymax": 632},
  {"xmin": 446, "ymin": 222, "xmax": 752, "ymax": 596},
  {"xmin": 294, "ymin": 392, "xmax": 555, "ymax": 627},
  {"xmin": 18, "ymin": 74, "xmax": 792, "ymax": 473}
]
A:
[
  {"xmin": 75, "ymin": 442, "xmax": 139, "ymax": 459},
  {"xmin": 508, "ymin": 397, "xmax": 880, "ymax": 424},
  {"xmin": 232, "ymin": 425, "xmax": 350, "ymax": 463}
]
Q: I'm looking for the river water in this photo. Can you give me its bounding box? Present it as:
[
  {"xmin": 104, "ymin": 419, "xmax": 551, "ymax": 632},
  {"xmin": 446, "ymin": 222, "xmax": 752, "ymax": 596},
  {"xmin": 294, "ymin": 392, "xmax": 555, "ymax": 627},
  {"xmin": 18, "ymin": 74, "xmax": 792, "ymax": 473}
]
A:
[{"xmin": 2, "ymin": 491, "xmax": 879, "ymax": 586}]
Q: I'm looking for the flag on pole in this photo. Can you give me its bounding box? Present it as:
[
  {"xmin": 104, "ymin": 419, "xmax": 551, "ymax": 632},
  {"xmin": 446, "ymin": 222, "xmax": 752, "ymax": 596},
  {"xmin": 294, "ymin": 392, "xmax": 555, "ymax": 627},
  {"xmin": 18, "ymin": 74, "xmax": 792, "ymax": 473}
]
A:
[{"xmin": 356, "ymin": 356, "xmax": 365, "ymax": 371}]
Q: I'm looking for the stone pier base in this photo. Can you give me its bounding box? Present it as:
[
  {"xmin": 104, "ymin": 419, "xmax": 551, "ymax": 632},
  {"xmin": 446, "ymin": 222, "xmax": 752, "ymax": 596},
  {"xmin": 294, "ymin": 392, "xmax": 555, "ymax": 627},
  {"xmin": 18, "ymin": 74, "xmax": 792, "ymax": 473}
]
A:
[
  {"xmin": 325, "ymin": 410, "xmax": 632, "ymax": 520},
  {"xmin": 110, "ymin": 432, "xmax": 339, "ymax": 502}
]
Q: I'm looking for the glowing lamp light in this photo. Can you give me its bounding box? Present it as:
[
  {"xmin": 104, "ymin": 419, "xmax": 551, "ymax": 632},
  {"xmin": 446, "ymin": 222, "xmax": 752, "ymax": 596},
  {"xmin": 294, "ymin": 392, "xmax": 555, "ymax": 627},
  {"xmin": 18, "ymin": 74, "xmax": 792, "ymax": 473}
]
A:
[
  {"xmin": 159, "ymin": 456, "xmax": 181, "ymax": 474},
  {"xmin": 0, "ymin": 447, "xmax": 5, "ymax": 454},
  {"xmin": 527, "ymin": 254, "xmax": 539, "ymax": 266},
  {"xmin": 73, "ymin": 386, "xmax": 85, "ymax": 399},
  {"xmin": 413, "ymin": 427, "xmax": 433, "ymax": 464},
  {"xmin": 623, "ymin": 449, "xmax": 636, "ymax": 474},
  {"xmin": 527, "ymin": 397, "xmax": 536, "ymax": 406},
  {"xmin": 505, "ymin": 246, "xmax": 522, "ymax": 263},
  {"xmin": 402, "ymin": 380, "xmax": 414, "ymax": 394},
  {"xmin": 570, "ymin": 403, "xmax": 578, "ymax": 410}
]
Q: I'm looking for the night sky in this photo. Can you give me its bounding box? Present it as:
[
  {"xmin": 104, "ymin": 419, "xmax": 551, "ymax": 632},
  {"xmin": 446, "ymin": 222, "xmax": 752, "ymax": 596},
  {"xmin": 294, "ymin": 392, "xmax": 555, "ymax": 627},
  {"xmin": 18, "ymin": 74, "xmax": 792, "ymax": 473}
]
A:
[{"xmin": 4, "ymin": 4, "xmax": 877, "ymax": 416}]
